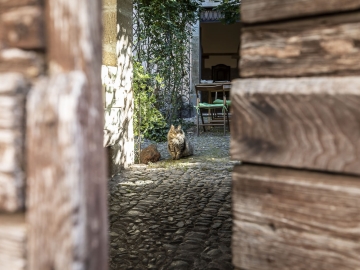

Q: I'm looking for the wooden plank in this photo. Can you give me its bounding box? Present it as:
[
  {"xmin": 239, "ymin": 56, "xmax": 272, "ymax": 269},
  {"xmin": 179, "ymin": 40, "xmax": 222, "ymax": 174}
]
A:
[
  {"xmin": 26, "ymin": 0, "xmax": 107, "ymax": 269},
  {"xmin": 0, "ymin": 214, "xmax": 26, "ymax": 270},
  {"xmin": 230, "ymin": 78, "xmax": 360, "ymax": 175},
  {"xmin": 0, "ymin": 0, "xmax": 40, "ymax": 10},
  {"xmin": 240, "ymin": 12, "xmax": 360, "ymax": 78},
  {"xmin": 0, "ymin": 95, "xmax": 25, "ymax": 129},
  {"xmin": 0, "ymin": 132, "xmax": 25, "ymax": 211},
  {"xmin": 0, "ymin": 5, "xmax": 45, "ymax": 49},
  {"xmin": 241, "ymin": 0, "xmax": 360, "ymax": 24},
  {"xmin": 0, "ymin": 129, "xmax": 23, "ymax": 174},
  {"xmin": 0, "ymin": 49, "xmax": 45, "ymax": 79},
  {"xmin": 0, "ymin": 73, "xmax": 27, "ymax": 212},
  {"xmin": 0, "ymin": 72, "xmax": 28, "ymax": 95},
  {"xmin": 27, "ymin": 73, "xmax": 108, "ymax": 270},
  {"xmin": 232, "ymin": 165, "xmax": 360, "ymax": 270}
]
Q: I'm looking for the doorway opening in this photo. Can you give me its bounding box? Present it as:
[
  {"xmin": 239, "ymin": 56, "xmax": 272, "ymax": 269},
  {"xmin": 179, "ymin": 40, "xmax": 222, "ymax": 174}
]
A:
[{"xmin": 199, "ymin": 7, "xmax": 241, "ymax": 82}]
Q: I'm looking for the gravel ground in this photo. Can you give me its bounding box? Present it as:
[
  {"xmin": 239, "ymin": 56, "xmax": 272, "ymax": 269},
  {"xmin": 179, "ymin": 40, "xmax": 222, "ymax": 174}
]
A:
[{"xmin": 108, "ymin": 128, "xmax": 239, "ymax": 269}]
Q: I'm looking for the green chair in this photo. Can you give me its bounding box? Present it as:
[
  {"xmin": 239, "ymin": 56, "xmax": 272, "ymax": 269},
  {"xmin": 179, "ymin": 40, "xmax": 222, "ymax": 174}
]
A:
[{"xmin": 194, "ymin": 85, "xmax": 230, "ymax": 136}]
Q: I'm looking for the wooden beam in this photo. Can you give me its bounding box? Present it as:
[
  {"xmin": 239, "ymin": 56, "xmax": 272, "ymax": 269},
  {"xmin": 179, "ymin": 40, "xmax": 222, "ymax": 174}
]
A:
[
  {"xmin": 240, "ymin": 12, "xmax": 360, "ymax": 78},
  {"xmin": 232, "ymin": 165, "xmax": 360, "ymax": 270},
  {"xmin": 0, "ymin": 214, "xmax": 26, "ymax": 270},
  {"xmin": 241, "ymin": 0, "xmax": 360, "ymax": 24},
  {"xmin": 230, "ymin": 78, "xmax": 360, "ymax": 175},
  {"xmin": 0, "ymin": 73, "xmax": 27, "ymax": 212},
  {"xmin": 26, "ymin": 0, "xmax": 107, "ymax": 269},
  {"xmin": 0, "ymin": 0, "xmax": 41, "ymax": 10},
  {"xmin": 0, "ymin": 49, "xmax": 45, "ymax": 79},
  {"xmin": 27, "ymin": 72, "xmax": 108, "ymax": 270},
  {"xmin": 0, "ymin": 5, "xmax": 45, "ymax": 49}
]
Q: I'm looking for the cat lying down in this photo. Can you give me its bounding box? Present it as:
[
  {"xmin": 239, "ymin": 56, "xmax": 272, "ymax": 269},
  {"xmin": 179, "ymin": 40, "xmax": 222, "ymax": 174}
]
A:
[{"xmin": 167, "ymin": 125, "xmax": 194, "ymax": 160}]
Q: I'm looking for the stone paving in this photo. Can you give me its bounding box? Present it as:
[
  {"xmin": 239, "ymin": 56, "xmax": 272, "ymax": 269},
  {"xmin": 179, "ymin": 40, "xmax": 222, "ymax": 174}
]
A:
[{"xmin": 108, "ymin": 130, "xmax": 238, "ymax": 270}]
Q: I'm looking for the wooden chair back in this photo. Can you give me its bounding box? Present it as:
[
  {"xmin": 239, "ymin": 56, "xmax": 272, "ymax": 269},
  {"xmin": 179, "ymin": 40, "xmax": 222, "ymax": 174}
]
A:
[{"xmin": 211, "ymin": 64, "xmax": 231, "ymax": 81}]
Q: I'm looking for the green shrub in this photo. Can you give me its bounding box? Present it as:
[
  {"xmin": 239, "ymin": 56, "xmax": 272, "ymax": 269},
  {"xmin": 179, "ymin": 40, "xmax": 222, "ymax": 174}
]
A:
[
  {"xmin": 143, "ymin": 122, "xmax": 169, "ymax": 142},
  {"xmin": 214, "ymin": 0, "xmax": 241, "ymax": 24},
  {"xmin": 144, "ymin": 118, "xmax": 195, "ymax": 142},
  {"xmin": 133, "ymin": 62, "xmax": 167, "ymax": 139}
]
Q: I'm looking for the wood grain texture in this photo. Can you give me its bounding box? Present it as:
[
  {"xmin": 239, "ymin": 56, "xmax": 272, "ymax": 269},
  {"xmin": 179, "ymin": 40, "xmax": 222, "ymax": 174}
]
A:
[
  {"xmin": 27, "ymin": 0, "xmax": 107, "ymax": 269},
  {"xmin": 0, "ymin": 214, "xmax": 26, "ymax": 270},
  {"xmin": 241, "ymin": 12, "xmax": 360, "ymax": 78},
  {"xmin": 27, "ymin": 73, "xmax": 108, "ymax": 270},
  {"xmin": 0, "ymin": 73, "xmax": 27, "ymax": 212},
  {"xmin": 241, "ymin": 0, "xmax": 360, "ymax": 24},
  {"xmin": 232, "ymin": 165, "xmax": 360, "ymax": 270},
  {"xmin": 0, "ymin": 49, "xmax": 45, "ymax": 79},
  {"xmin": 0, "ymin": 0, "xmax": 40, "ymax": 10},
  {"xmin": 0, "ymin": 5, "xmax": 45, "ymax": 49},
  {"xmin": 230, "ymin": 78, "xmax": 360, "ymax": 175}
]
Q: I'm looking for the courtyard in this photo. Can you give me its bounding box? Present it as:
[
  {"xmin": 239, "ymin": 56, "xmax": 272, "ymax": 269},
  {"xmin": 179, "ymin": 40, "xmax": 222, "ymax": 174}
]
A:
[{"xmin": 109, "ymin": 131, "xmax": 238, "ymax": 269}]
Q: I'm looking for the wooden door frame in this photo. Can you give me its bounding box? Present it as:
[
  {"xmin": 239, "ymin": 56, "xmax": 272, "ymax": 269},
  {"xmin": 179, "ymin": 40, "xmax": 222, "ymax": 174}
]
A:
[{"xmin": 25, "ymin": 0, "xmax": 108, "ymax": 269}]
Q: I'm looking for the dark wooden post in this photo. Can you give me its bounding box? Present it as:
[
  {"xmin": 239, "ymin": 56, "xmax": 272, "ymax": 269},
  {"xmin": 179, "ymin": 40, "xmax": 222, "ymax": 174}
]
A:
[
  {"xmin": 26, "ymin": 0, "xmax": 108, "ymax": 269},
  {"xmin": 231, "ymin": 1, "xmax": 360, "ymax": 269}
]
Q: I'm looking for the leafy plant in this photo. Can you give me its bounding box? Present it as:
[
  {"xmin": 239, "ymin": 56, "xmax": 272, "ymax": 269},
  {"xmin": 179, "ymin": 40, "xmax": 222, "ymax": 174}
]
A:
[
  {"xmin": 133, "ymin": 0, "xmax": 203, "ymax": 124},
  {"xmin": 132, "ymin": 0, "xmax": 239, "ymax": 146},
  {"xmin": 133, "ymin": 62, "xmax": 167, "ymax": 140},
  {"xmin": 214, "ymin": 0, "xmax": 240, "ymax": 24},
  {"xmin": 143, "ymin": 119, "xmax": 195, "ymax": 143},
  {"xmin": 143, "ymin": 122, "xmax": 169, "ymax": 142}
]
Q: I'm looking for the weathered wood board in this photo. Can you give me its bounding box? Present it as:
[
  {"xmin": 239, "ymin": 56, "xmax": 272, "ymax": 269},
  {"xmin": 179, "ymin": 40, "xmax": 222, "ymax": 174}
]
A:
[
  {"xmin": 0, "ymin": 5, "xmax": 44, "ymax": 49},
  {"xmin": 232, "ymin": 165, "xmax": 360, "ymax": 270},
  {"xmin": 0, "ymin": 214, "xmax": 26, "ymax": 270},
  {"xmin": 0, "ymin": 49, "xmax": 45, "ymax": 79},
  {"xmin": 27, "ymin": 72, "xmax": 108, "ymax": 270},
  {"xmin": 230, "ymin": 78, "xmax": 360, "ymax": 175},
  {"xmin": 0, "ymin": 73, "xmax": 27, "ymax": 212},
  {"xmin": 26, "ymin": 1, "xmax": 107, "ymax": 269},
  {"xmin": 241, "ymin": 0, "xmax": 360, "ymax": 24},
  {"xmin": 241, "ymin": 12, "xmax": 360, "ymax": 78},
  {"xmin": 0, "ymin": 0, "xmax": 40, "ymax": 10}
]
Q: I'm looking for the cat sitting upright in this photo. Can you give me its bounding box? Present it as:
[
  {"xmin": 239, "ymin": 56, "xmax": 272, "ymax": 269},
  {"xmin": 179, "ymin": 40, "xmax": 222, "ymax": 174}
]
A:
[{"xmin": 167, "ymin": 125, "xmax": 194, "ymax": 160}]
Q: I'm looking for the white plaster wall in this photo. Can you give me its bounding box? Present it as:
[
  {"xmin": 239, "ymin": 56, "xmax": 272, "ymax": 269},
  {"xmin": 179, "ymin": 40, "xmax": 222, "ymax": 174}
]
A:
[{"xmin": 102, "ymin": 0, "xmax": 134, "ymax": 173}]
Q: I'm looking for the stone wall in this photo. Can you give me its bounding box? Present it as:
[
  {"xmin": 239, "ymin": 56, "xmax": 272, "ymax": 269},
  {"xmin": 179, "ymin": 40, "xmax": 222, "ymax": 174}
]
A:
[
  {"xmin": 102, "ymin": 0, "xmax": 134, "ymax": 174},
  {"xmin": 190, "ymin": 21, "xmax": 200, "ymax": 114}
]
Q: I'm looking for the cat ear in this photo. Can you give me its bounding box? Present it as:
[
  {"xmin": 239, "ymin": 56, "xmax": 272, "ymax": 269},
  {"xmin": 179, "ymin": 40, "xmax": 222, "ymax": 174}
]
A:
[
  {"xmin": 170, "ymin": 125, "xmax": 174, "ymax": 130},
  {"xmin": 177, "ymin": 125, "xmax": 181, "ymax": 130}
]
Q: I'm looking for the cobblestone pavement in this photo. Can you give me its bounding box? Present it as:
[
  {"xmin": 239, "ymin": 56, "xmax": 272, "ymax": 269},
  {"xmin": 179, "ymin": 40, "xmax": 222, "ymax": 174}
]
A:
[{"xmin": 109, "ymin": 131, "xmax": 238, "ymax": 270}]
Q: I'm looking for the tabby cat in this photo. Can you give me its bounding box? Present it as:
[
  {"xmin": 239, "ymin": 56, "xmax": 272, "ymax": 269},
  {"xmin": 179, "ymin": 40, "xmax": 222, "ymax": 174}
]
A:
[{"xmin": 167, "ymin": 125, "xmax": 194, "ymax": 160}]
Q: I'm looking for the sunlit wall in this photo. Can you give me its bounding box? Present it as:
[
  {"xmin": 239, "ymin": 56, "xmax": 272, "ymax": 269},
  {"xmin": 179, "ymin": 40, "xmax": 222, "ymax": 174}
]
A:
[{"xmin": 102, "ymin": 0, "xmax": 134, "ymax": 174}]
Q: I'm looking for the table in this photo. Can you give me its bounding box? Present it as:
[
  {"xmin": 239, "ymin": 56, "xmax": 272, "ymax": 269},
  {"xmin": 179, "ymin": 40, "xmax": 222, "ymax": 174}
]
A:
[{"xmin": 195, "ymin": 82, "xmax": 231, "ymax": 104}]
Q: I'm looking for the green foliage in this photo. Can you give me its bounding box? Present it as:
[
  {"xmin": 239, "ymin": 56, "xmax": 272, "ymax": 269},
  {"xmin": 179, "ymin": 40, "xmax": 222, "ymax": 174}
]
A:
[
  {"xmin": 133, "ymin": 62, "xmax": 167, "ymax": 140},
  {"xmin": 133, "ymin": 0, "xmax": 203, "ymax": 124},
  {"xmin": 143, "ymin": 118, "xmax": 195, "ymax": 142},
  {"xmin": 133, "ymin": 0, "xmax": 202, "ymax": 145},
  {"xmin": 214, "ymin": 0, "xmax": 240, "ymax": 24},
  {"xmin": 143, "ymin": 122, "xmax": 169, "ymax": 142}
]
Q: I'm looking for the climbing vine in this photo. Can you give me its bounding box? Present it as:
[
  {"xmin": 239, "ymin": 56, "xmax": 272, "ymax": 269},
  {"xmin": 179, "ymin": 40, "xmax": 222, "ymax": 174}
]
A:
[
  {"xmin": 132, "ymin": 0, "xmax": 240, "ymax": 145},
  {"xmin": 133, "ymin": 62, "xmax": 166, "ymax": 140},
  {"xmin": 214, "ymin": 0, "xmax": 240, "ymax": 24},
  {"xmin": 133, "ymin": 0, "xmax": 202, "ymax": 125}
]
